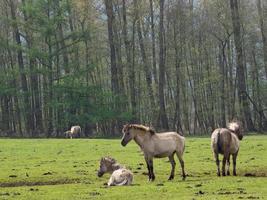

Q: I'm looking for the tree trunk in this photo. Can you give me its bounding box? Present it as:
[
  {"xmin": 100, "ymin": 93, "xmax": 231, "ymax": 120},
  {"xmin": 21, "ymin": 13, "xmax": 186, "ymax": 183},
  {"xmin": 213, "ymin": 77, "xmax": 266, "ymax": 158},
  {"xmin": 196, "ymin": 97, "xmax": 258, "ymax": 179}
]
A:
[
  {"xmin": 257, "ymin": 0, "xmax": 267, "ymax": 78},
  {"xmin": 158, "ymin": 0, "xmax": 169, "ymax": 130},
  {"xmin": 229, "ymin": 0, "xmax": 255, "ymax": 131},
  {"xmin": 149, "ymin": 0, "xmax": 158, "ymax": 85},
  {"xmin": 122, "ymin": 0, "xmax": 137, "ymax": 123},
  {"xmin": 136, "ymin": 3, "xmax": 155, "ymax": 111},
  {"xmin": 104, "ymin": 0, "xmax": 119, "ymax": 95},
  {"xmin": 21, "ymin": 0, "xmax": 43, "ymax": 136},
  {"xmin": 219, "ymin": 42, "xmax": 226, "ymax": 127},
  {"xmin": 10, "ymin": 0, "xmax": 31, "ymax": 135}
]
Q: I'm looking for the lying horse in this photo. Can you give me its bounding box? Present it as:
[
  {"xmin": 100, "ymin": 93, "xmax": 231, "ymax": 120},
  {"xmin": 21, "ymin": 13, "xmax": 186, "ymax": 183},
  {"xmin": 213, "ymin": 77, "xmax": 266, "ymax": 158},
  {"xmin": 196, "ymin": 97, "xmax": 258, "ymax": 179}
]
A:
[
  {"xmin": 97, "ymin": 157, "xmax": 133, "ymax": 186},
  {"xmin": 121, "ymin": 124, "xmax": 186, "ymax": 181},
  {"xmin": 65, "ymin": 125, "xmax": 81, "ymax": 139},
  {"xmin": 211, "ymin": 121, "xmax": 243, "ymax": 176}
]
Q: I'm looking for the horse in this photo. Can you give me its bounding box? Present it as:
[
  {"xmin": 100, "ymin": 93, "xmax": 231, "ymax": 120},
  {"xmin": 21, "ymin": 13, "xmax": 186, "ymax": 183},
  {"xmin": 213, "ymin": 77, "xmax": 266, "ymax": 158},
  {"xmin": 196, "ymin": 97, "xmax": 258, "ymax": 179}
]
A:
[
  {"xmin": 97, "ymin": 157, "xmax": 133, "ymax": 186},
  {"xmin": 211, "ymin": 121, "xmax": 243, "ymax": 176},
  {"xmin": 121, "ymin": 124, "xmax": 186, "ymax": 181},
  {"xmin": 65, "ymin": 125, "xmax": 81, "ymax": 139}
]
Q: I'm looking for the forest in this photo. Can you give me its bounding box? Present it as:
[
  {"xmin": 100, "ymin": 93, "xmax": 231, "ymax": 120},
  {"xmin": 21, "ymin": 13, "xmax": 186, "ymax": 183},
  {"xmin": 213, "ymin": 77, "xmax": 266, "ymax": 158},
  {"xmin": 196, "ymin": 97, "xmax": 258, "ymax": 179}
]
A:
[{"xmin": 0, "ymin": 0, "xmax": 266, "ymax": 137}]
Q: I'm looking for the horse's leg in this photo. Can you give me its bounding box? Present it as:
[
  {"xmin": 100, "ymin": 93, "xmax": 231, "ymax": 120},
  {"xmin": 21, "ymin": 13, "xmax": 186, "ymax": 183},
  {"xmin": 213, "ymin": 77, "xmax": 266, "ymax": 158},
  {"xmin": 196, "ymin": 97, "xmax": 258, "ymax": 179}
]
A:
[
  {"xmin": 168, "ymin": 153, "xmax": 176, "ymax": 180},
  {"xmin": 176, "ymin": 152, "xmax": 186, "ymax": 180},
  {"xmin": 214, "ymin": 152, "xmax": 220, "ymax": 176},
  {"xmin": 149, "ymin": 159, "xmax": 155, "ymax": 181},
  {"xmin": 222, "ymin": 152, "xmax": 229, "ymax": 176},
  {"xmin": 145, "ymin": 156, "xmax": 151, "ymax": 181},
  {"xmin": 226, "ymin": 155, "xmax": 231, "ymax": 176},
  {"xmin": 232, "ymin": 151, "xmax": 238, "ymax": 176}
]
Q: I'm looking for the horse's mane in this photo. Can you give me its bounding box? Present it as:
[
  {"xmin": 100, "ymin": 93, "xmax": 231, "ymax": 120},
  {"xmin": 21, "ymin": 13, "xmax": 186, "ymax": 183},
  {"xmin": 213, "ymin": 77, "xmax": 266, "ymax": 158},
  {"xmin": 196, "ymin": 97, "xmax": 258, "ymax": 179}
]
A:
[
  {"xmin": 102, "ymin": 156, "xmax": 116, "ymax": 164},
  {"xmin": 227, "ymin": 121, "xmax": 241, "ymax": 133},
  {"xmin": 124, "ymin": 124, "xmax": 155, "ymax": 135}
]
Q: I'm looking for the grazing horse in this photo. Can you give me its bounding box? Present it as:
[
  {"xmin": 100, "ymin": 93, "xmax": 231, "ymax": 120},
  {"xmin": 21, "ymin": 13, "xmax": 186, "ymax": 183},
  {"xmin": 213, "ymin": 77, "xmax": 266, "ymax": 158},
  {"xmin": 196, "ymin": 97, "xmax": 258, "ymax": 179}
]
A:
[
  {"xmin": 65, "ymin": 125, "xmax": 81, "ymax": 139},
  {"xmin": 121, "ymin": 124, "xmax": 186, "ymax": 181},
  {"xmin": 97, "ymin": 157, "xmax": 133, "ymax": 186},
  {"xmin": 211, "ymin": 121, "xmax": 243, "ymax": 176}
]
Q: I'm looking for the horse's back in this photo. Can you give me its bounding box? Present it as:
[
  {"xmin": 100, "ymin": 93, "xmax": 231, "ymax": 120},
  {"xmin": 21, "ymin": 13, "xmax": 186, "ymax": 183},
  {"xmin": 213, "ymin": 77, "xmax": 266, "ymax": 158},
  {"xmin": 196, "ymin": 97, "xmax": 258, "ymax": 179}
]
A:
[
  {"xmin": 71, "ymin": 126, "xmax": 81, "ymax": 133},
  {"xmin": 211, "ymin": 128, "xmax": 239, "ymax": 154},
  {"xmin": 154, "ymin": 132, "xmax": 185, "ymax": 154},
  {"xmin": 108, "ymin": 168, "xmax": 133, "ymax": 186}
]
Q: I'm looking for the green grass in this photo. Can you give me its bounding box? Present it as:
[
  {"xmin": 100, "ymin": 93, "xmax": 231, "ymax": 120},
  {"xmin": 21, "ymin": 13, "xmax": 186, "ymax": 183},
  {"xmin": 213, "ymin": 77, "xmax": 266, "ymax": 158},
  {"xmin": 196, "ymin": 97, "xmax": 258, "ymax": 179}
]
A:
[{"xmin": 0, "ymin": 135, "xmax": 266, "ymax": 199}]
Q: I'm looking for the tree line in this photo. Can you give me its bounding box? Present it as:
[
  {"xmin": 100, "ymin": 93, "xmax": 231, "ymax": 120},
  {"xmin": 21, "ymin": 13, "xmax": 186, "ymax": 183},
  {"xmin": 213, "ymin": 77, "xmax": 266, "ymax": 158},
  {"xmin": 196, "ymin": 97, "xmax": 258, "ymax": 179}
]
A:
[{"xmin": 0, "ymin": 0, "xmax": 266, "ymax": 137}]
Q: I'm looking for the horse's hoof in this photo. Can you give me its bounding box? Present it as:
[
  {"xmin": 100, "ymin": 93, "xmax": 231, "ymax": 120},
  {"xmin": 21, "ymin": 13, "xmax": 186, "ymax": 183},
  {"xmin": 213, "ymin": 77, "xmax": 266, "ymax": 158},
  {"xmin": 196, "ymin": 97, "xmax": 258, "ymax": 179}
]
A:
[
  {"xmin": 182, "ymin": 176, "xmax": 186, "ymax": 181},
  {"xmin": 217, "ymin": 173, "xmax": 221, "ymax": 176},
  {"xmin": 168, "ymin": 175, "xmax": 174, "ymax": 180},
  {"xmin": 227, "ymin": 171, "xmax": 230, "ymax": 176},
  {"xmin": 222, "ymin": 172, "xmax": 226, "ymax": 176},
  {"xmin": 233, "ymin": 173, "xmax": 237, "ymax": 176}
]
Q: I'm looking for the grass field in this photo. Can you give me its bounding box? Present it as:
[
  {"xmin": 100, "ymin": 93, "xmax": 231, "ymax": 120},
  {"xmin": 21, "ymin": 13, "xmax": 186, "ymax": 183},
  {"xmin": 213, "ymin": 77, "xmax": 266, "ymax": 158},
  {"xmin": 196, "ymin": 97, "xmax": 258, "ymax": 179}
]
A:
[{"xmin": 0, "ymin": 135, "xmax": 266, "ymax": 199}]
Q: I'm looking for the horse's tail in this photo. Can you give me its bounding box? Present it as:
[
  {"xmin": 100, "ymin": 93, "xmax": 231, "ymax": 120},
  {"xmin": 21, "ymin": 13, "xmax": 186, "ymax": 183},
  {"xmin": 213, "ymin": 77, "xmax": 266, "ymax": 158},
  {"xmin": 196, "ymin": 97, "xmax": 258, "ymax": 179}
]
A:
[{"xmin": 217, "ymin": 129, "xmax": 222, "ymax": 153}]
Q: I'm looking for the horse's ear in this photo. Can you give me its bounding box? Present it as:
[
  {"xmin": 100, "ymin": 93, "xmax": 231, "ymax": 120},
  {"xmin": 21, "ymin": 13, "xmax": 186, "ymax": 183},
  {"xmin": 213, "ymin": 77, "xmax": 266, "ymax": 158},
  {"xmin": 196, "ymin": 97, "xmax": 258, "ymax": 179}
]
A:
[
  {"xmin": 123, "ymin": 124, "xmax": 130, "ymax": 130},
  {"xmin": 149, "ymin": 128, "xmax": 156, "ymax": 135}
]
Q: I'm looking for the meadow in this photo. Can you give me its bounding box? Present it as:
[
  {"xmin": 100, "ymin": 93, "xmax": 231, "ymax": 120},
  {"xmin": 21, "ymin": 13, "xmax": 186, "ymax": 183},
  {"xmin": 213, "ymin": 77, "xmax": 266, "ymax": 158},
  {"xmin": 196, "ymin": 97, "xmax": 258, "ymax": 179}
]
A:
[{"xmin": 0, "ymin": 135, "xmax": 266, "ymax": 200}]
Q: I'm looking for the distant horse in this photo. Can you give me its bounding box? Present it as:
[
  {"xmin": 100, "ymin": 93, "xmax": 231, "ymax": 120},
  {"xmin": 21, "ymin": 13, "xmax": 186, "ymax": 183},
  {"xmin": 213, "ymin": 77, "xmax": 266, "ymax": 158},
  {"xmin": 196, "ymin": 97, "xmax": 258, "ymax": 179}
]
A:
[
  {"xmin": 97, "ymin": 157, "xmax": 133, "ymax": 186},
  {"xmin": 65, "ymin": 125, "xmax": 81, "ymax": 139},
  {"xmin": 211, "ymin": 121, "xmax": 243, "ymax": 176},
  {"xmin": 121, "ymin": 124, "xmax": 186, "ymax": 181}
]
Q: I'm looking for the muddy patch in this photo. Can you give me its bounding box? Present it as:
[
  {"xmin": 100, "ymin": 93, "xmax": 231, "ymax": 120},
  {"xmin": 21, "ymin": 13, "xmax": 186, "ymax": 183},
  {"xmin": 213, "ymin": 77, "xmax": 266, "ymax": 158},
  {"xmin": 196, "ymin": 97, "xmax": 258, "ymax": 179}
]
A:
[
  {"xmin": 0, "ymin": 179, "xmax": 80, "ymax": 187},
  {"xmin": 195, "ymin": 190, "xmax": 205, "ymax": 195},
  {"xmin": 29, "ymin": 188, "xmax": 39, "ymax": 191},
  {"xmin": 0, "ymin": 192, "xmax": 20, "ymax": 196},
  {"xmin": 195, "ymin": 183, "xmax": 202, "ymax": 187},
  {"xmin": 247, "ymin": 196, "xmax": 259, "ymax": 199},
  {"xmin": 241, "ymin": 169, "xmax": 267, "ymax": 177},
  {"xmin": 89, "ymin": 192, "xmax": 101, "ymax": 196},
  {"xmin": 0, "ymin": 192, "xmax": 10, "ymax": 196},
  {"xmin": 244, "ymin": 173, "xmax": 255, "ymax": 177},
  {"xmin": 216, "ymin": 188, "xmax": 247, "ymax": 195},
  {"xmin": 42, "ymin": 172, "xmax": 53, "ymax": 176}
]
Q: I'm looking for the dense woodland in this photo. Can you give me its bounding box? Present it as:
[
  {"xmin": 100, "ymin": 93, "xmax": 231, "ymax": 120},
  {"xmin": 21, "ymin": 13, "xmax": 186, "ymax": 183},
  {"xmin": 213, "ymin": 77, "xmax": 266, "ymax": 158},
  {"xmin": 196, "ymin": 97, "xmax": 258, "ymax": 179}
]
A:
[{"xmin": 0, "ymin": 0, "xmax": 266, "ymax": 137}]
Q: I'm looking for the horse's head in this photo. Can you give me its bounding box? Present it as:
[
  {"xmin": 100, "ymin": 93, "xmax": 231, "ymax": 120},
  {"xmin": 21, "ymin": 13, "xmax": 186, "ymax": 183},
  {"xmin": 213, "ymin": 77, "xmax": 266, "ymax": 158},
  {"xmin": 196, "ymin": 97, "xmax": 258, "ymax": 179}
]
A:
[
  {"xmin": 121, "ymin": 124, "xmax": 135, "ymax": 146},
  {"xmin": 64, "ymin": 130, "xmax": 71, "ymax": 137},
  {"xmin": 97, "ymin": 157, "xmax": 116, "ymax": 177},
  {"xmin": 228, "ymin": 121, "xmax": 243, "ymax": 140}
]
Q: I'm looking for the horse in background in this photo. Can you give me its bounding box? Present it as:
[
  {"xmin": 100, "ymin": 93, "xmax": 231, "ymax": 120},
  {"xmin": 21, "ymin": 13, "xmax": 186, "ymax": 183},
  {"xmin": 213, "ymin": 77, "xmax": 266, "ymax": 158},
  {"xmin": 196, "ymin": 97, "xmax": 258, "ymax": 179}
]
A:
[
  {"xmin": 65, "ymin": 125, "xmax": 81, "ymax": 139},
  {"xmin": 121, "ymin": 124, "xmax": 186, "ymax": 181},
  {"xmin": 211, "ymin": 121, "xmax": 243, "ymax": 176}
]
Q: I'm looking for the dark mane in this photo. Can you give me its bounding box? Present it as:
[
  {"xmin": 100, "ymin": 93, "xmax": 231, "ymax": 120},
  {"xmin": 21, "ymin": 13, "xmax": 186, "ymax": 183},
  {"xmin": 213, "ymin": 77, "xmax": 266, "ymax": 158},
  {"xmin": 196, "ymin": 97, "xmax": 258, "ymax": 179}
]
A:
[{"xmin": 123, "ymin": 124, "xmax": 155, "ymax": 135}]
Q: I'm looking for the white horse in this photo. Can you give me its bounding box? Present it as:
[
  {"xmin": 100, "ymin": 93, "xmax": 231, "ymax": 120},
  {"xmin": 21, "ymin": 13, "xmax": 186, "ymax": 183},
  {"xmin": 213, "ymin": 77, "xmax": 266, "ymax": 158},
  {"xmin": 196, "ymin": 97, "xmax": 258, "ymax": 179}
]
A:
[
  {"xmin": 121, "ymin": 124, "xmax": 186, "ymax": 181},
  {"xmin": 97, "ymin": 157, "xmax": 133, "ymax": 186},
  {"xmin": 211, "ymin": 121, "xmax": 243, "ymax": 176},
  {"xmin": 65, "ymin": 125, "xmax": 81, "ymax": 139}
]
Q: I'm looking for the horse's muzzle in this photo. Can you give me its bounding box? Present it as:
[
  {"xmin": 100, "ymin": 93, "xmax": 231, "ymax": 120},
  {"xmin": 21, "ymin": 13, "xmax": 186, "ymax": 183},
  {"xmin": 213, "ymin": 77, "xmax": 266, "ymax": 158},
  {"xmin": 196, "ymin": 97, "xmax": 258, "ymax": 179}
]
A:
[
  {"xmin": 121, "ymin": 140, "xmax": 126, "ymax": 147},
  {"xmin": 97, "ymin": 171, "xmax": 104, "ymax": 177}
]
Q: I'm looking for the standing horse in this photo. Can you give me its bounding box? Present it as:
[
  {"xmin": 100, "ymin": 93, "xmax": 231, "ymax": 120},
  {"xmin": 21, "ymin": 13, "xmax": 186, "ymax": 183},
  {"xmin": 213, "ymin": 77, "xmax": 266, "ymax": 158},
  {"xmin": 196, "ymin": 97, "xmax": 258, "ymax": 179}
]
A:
[
  {"xmin": 65, "ymin": 125, "xmax": 81, "ymax": 139},
  {"xmin": 211, "ymin": 121, "xmax": 243, "ymax": 176},
  {"xmin": 121, "ymin": 124, "xmax": 186, "ymax": 181}
]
